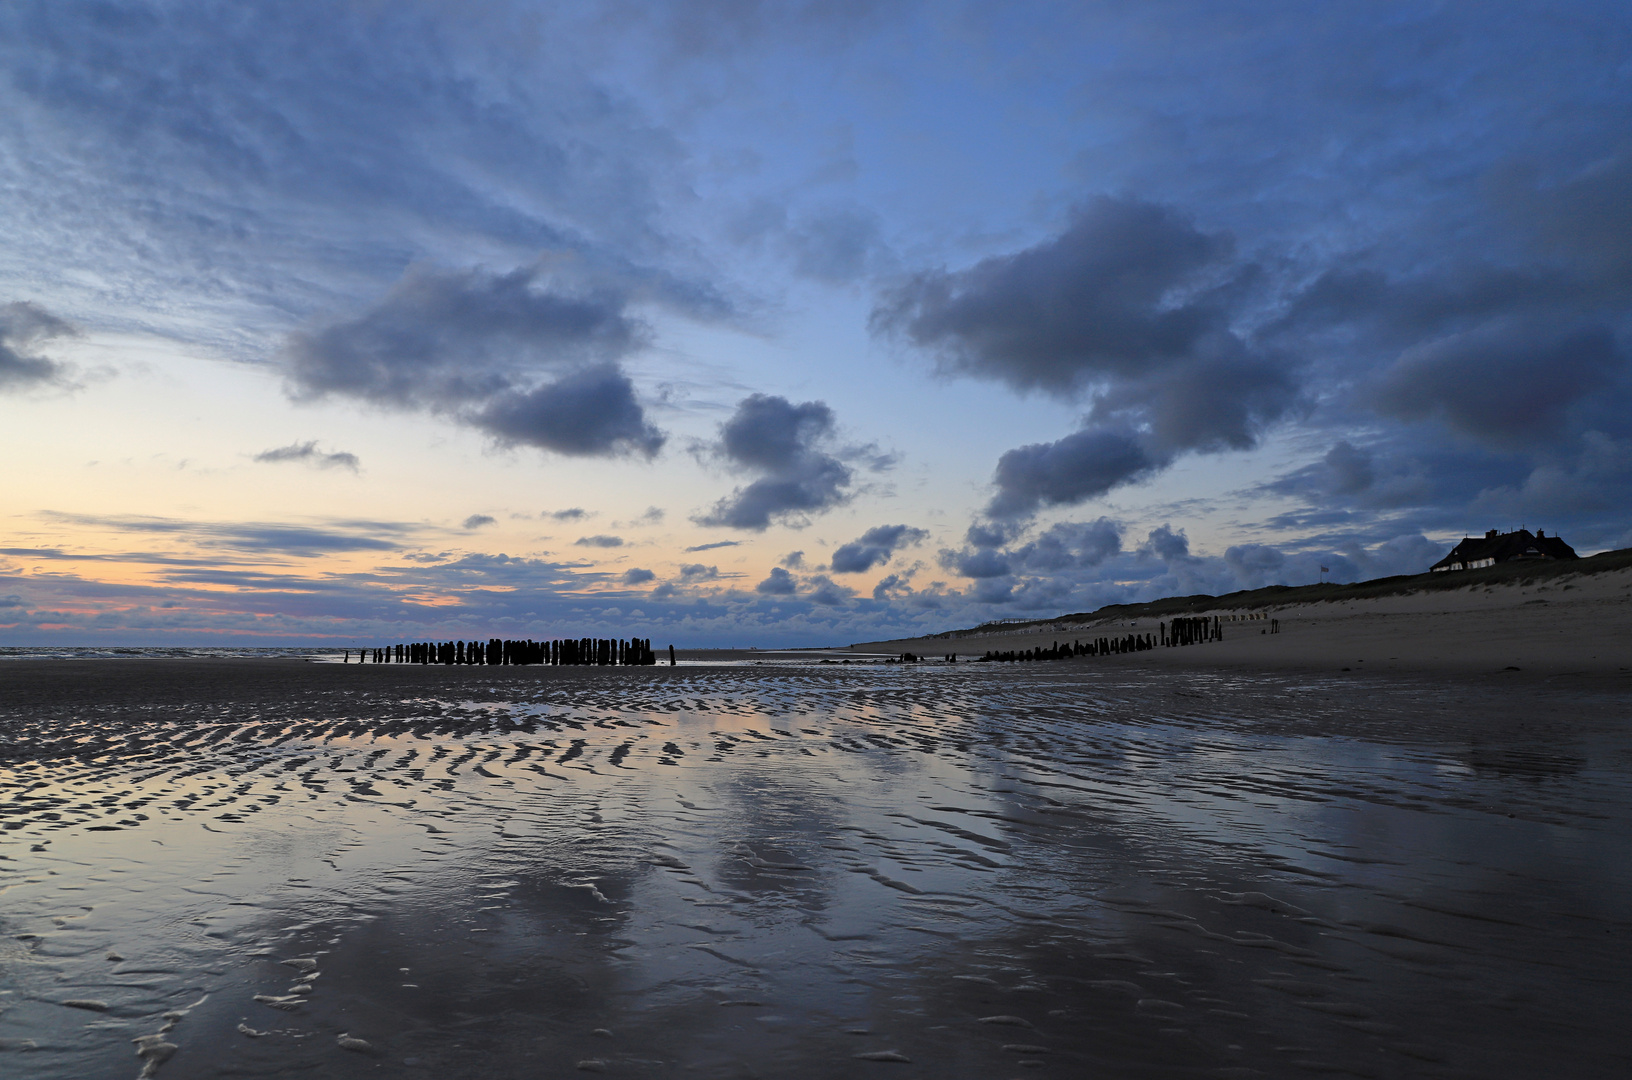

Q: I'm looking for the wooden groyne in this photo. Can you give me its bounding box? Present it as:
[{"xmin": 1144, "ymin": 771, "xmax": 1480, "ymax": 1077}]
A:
[
  {"xmin": 344, "ymin": 637, "xmax": 663, "ymax": 666},
  {"xmin": 978, "ymin": 615, "xmax": 1275, "ymax": 664}
]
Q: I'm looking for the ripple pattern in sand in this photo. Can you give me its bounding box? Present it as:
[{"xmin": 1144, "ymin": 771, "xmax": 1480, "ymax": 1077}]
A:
[{"xmin": 1, "ymin": 661, "xmax": 1630, "ymax": 1079}]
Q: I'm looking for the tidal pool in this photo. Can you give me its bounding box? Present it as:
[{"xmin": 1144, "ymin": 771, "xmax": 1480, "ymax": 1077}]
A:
[{"xmin": 1, "ymin": 659, "xmax": 1628, "ymax": 1078}]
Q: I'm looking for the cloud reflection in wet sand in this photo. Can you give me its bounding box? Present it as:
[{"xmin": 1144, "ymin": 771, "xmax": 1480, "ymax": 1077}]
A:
[{"xmin": 1, "ymin": 660, "xmax": 1629, "ymax": 1078}]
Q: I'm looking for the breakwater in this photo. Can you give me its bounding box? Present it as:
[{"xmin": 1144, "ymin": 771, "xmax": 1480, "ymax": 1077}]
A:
[
  {"xmin": 345, "ymin": 637, "xmax": 660, "ymax": 666},
  {"xmin": 981, "ymin": 616, "xmax": 1248, "ymax": 663}
]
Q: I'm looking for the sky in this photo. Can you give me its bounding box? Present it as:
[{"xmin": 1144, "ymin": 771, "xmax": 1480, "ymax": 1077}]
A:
[{"xmin": 3, "ymin": 1, "xmax": 1631, "ymax": 647}]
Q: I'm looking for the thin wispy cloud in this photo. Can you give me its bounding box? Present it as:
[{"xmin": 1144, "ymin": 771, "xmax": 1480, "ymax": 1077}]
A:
[{"xmin": 254, "ymin": 441, "xmax": 360, "ymax": 471}]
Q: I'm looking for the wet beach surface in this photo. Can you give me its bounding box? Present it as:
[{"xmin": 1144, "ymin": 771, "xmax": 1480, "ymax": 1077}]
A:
[{"xmin": 1, "ymin": 659, "xmax": 1629, "ymax": 1079}]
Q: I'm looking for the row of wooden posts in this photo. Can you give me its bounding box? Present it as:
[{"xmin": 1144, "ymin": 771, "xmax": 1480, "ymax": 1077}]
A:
[
  {"xmin": 344, "ymin": 638, "xmax": 674, "ymax": 666},
  {"xmin": 980, "ymin": 616, "xmax": 1249, "ymax": 664}
]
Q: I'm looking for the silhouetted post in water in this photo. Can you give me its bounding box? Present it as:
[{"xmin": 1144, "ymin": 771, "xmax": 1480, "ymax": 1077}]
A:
[{"xmin": 669, "ymin": 644, "xmax": 676, "ymax": 666}]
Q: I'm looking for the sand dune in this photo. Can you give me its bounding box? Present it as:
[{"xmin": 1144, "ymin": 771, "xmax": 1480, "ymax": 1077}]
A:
[{"xmin": 856, "ymin": 565, "xmax": 1632, "ymax": 677}]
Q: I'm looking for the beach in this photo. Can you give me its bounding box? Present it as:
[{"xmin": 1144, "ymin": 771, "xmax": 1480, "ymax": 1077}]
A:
[
  {"xmin": 858, "ymin": 565, "xmax": 1632, "ymax": 678},
  {"xmin": 1, "ymin": 646, "xmax": 1629, "ymax": 1079}
]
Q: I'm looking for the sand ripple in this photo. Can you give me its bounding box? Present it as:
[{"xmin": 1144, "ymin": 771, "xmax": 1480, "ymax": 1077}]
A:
[{"xmin": 0, "ymin": 659, "xmax": 1629, "ymax": 1078}]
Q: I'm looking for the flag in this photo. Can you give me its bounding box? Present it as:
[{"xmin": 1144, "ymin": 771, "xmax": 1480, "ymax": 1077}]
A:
[{"xmin": 1320, "ymin": 565, "xmax": 1329, "ymax": 573}]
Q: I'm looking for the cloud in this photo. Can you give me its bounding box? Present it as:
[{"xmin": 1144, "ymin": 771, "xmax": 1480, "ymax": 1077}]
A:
[
  {"xmin": 284, "ymin": 262, "xmax": 663, "ymax": 458},
  {"xmin": 0, "ymin": 2, "xmax": 733, "ymax": 350},
  {"xmin": 462, "ymin": 514, "xmax": 496, "ymax": 530},
  {"xmin": 694, "ymin": 394, "xmax": 859, "ymax": 530},
  {"xmin": 474, "ymin": 363, "xmax": 665, "ymax": 457},
  {"xmin": 986, "ymin": 426, "xmax": 1163, "ymax": 520},
  {"xmin": 684, "ymin": 540, "xmax": 741, "ymax": 552},
  {"xmin": 620, "ymin": 567, "xmax": 655, "ymax": 585},
  {"xmin": 42, "ymin": 512, "xmax": 406, "ymax": 556},
  {"xmin": 574, "ymin": 534, "xmax": 624, "ymax": 548},
  {"xmin": 1007, "ymin": 518, "xmax": 1122, "ymax": 572},
  {"xmin": 871, "ymin": 573, "xmax": 906, "ymax": 601},
  {"xmin": 780, "ymin": 550, "xmax": 805, "ymax": 568},
  {"xmin": 549, "ymin": 508, "xmax": 588, "ymax": 521},
  {"xmin": 940, "ymin": 547, "xmax": 1010, "ymax": 579},
  {"xmin": 830, "ymin": 524, "xmax": 928, "ymax": 573},
  {"xmin": 0, "ymin": 301, "xmax": 76, "ymax": 391},
  {"xmin": 1140, "ymin": 524, "xmax": 1190, "ymax": 561},
  {"xmin": 677, "ymin": 563, "xmax": 720, "ymax": 583},
  {"xmin": 253, "ymin": 441, "xmax": 360, "ymax": 471},
  {"xmin": 1370, "ymin": 323, "xmax": 1620, "ymax": 447},
  {"xmin": 804, "ymin": 574, "xmax": 853, "ymax": 606},
  {"xmin": 873, "ymin": 197, "xmax": 1241, "ymax": 395},
  {"xmin": 874, "ymin": 198, "xmax": 1306, "ymax": 519},
  {"xmin": 755, "ymin": 566, "xmax": 797, "ymax": 594}
]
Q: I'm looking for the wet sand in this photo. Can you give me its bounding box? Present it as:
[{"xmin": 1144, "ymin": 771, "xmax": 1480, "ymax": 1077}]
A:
[{"xmin": 2, "ymin": 658, "xmax": 1630, "ymax": 1078}]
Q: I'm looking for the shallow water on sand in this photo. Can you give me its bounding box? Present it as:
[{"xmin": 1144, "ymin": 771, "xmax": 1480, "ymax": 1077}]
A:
[{"xmin": 2, "ymin": 662, "xmax": 1629, "ymax": 1079}]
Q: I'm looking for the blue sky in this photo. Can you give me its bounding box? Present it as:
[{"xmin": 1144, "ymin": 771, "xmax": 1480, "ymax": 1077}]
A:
[{"xmin": 3, "ymin": 1, "xmax": 1630, "ymax": 646}]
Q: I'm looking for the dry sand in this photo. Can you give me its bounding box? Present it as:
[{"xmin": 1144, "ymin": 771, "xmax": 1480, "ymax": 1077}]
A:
[{"xmin": 855, "ymin": 564, "xmax": 1632, "ymax": 678}]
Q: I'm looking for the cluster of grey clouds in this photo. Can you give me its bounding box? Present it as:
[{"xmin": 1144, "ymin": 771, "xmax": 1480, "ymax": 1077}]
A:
[
  {"xmin": 4, "ymin": 1, "xmax": 1632, "ymax": 640},
  {"xmin": 873, "ymin": 178, "xmax": 1632, "ymax": 552},
  {"xmin": 0, "ymin": 301, "xmax": 75, "ymax": 391},
  {"xmin": 0, "ymin": 506, "xmax": 1446, "ymax": 646},
  {"xmin": 284, "ymin": 262, "xmax": 668, "ymax": 459}
]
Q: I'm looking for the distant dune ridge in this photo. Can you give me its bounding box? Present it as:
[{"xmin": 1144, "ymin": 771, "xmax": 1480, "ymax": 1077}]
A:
[{"xmin": 854, "ymin": 547, "xmax": 1632, "ymax": 677}]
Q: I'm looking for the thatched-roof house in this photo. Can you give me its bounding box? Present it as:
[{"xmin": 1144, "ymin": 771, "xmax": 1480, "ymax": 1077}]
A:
[{"xmin": 1430, "ymin": 529, "xmax": 1578, "ymax": 572}]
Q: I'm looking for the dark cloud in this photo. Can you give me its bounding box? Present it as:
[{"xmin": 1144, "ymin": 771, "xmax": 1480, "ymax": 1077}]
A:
[
  {"xmin": 871, "ymin": 573, "xmax": 907, "ymax": 601},
  {"xmin": 695, "ymin": 394, "xmax": 858, "ymax": 530},
  {"xmin": 964, "ymin": 522, "xmax": 1011, "ymax": 549},
  {"xmin": 254, "ymin": 440, "xmax": 360, "ymax": 471},
  {"xmin": 1140, "ymin": 524, "xmax": 1191, "ymax": 561},
  {"xmin": 939, "ymin": 517, "xmax": 1120, "ymax": 586},
  {"xmin": 1370, "ymin": 323, "xmax": 1621, "ymax": 447},
  {"xmin": 678, "ymin": 563, "xmax": 719, "ymax": 582},
  {"xmin": 804, "ymin": 574, "xmax": 853, "ymax": 606},
  {"xmin": 1320, "ymin": 442, "xmax": 1375, "ymax": 497},
  {"xmin": 285, "ymin": 263, "xmax": 641, "ymax": 408},
  {"xmin": 986, "ymin": 426, "xmax": 1162, "ymax": 520},
  {"xmin": 940, "ymin": 547, "xmax": 1010, "ymax": 579},
  {"xmin": 574, "ymin": 534, "xmax": 624, "ymax": 548},
  {"xmin": 755, "ymin": 567, "xmax": 796, "ymax": 595},
  {"xmin": 620, "ymin": 567, "xmax": 655, "ymax": 585},
  {"xmin": 0, "ymin": 301, "xmax": 76, "ymax": 390},
  {"xmin": 474, "ymin": 363, "xmax": 665, "ymax": 457},
  {"xmin": 829, "ymin": 524, "xmax": 928, "ymax": 574},
  {"xmin": 549, "ymin": 508, "xmax": 588, "ymax": 521},
  {"xmin": 780, "ymin": 550, "xmax": 805, "ymax": 568},
  {"xmin": 1504, "ymin": 153, "xmax": 1632, "ymax": 292},
  {"xmin": 874, "ymin": 197, "xmax": 1310, "ymax": 519},
  {"xmin": 1007, "ymin": 518, "xmax": 1122, "ymax": 572},
  {"xmin": 684, "ymin": 540, "xmax": 742, "ymax": 552},
  {"xmin": 873, "ymin": 197, "xmax": 1242, "ymax": 395},
  {"xmin": 284, "ymin": 263, "xmax": 663, "ymax": 458},
  {"xmin": 462, "ymin": 514, "xmax": 497, "ymax": 530}
]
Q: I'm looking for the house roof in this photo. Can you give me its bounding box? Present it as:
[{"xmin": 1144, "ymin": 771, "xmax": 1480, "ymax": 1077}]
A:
[{"xmin": 1430, "ymin": 529, "xmax": 1579, "ymax": 570}]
